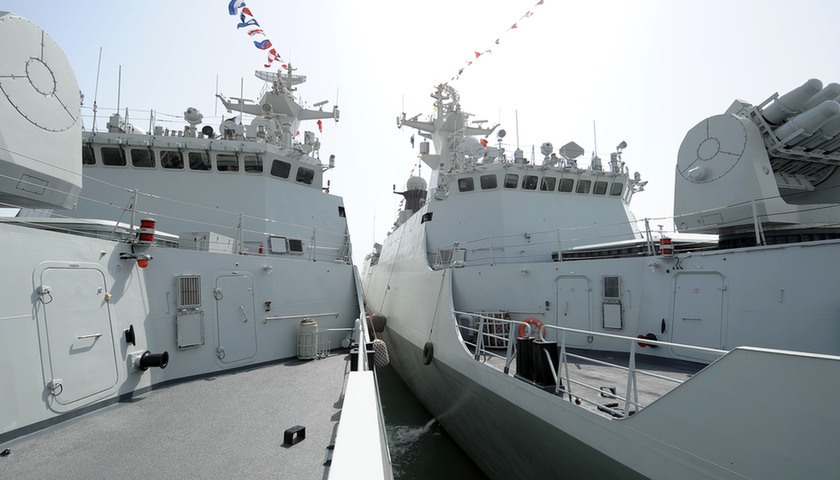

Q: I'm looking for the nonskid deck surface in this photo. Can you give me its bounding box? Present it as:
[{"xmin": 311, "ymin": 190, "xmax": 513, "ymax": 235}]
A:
[
  {"xmin": 1, "ymin": 352, "xmax": 352, "ymax": 479},
  {"xmin": 480, "ymin": 347, "xmax": 704, "ymax": 417}
]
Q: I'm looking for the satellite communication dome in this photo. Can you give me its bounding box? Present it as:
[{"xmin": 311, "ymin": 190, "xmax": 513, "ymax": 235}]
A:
[{"xmin": 406, "ymin": 175, "xmax": 428, "ymax": 191}]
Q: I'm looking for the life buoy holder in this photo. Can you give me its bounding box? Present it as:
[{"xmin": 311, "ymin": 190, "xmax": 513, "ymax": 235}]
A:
[
  {"xmin": 637, "ymin": 333, "xmax": 658, "ymax": 348},
  {"xmin": 422, "ymin": 342, "xmax": 434, "ymax": 365},
  {"xmin": 518, "ymin": 318, "xmax": 544, "ymax": 339}
]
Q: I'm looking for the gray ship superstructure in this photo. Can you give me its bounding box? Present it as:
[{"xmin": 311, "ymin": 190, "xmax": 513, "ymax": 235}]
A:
[
  {"xmin": 0, "ymin": 12, "xmax": 390, "ymax": 478},
  {"xmin": 362, "ymin": 82, "xmax": 840, "ymax": 478}
]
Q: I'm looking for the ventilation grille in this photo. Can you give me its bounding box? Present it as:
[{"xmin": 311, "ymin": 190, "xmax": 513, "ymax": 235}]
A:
[
  {"xmin": 288, "ymin": 239, "xmax": 304, "ymax": 253},
  {"xmin": 603, "ymin": 276, "xmax": 620, "ymax": 299},
  {"xmin": 178, "ymin": 275, "xmax": 201, "ymax": 309}
]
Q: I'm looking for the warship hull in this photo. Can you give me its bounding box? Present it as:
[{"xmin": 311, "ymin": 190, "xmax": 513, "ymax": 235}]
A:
[{"xmin": 363, "ymin": 207, "xmax": 840, "ymax": 479}]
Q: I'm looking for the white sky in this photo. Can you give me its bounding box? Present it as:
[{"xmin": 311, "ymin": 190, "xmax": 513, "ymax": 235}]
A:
[{"xmin": 5, "ymin": 0, "xmax": 840, "ymax": 264}]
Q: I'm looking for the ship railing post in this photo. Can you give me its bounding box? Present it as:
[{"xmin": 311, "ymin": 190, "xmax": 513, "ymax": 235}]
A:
[
  {"xmin": 235, "ymin": 211, "xmax": 244, "ymax": 254},
  {"xmin": 559, "ymin": 329, "xmax": 569, "ymax": 397},
  {"xmin": 544, "ymin": 348, "xmax": 560, "ymax": 393},
  {"xmin": 475, "ymin": 315, "xmax": 485, "ymax": 361},
  {"xmin": 751, "ymin": 199, "xmax": 767, "ymax": 246},
  {"xmin": 556, "ymin": 228, "xmax": 562, "ymax": 262},
  {"xmin": 503, "ymin": 319, "xmax": 517, "ymax": 374},
  {"xmin": 625, "ymin": 342, "xmax": 638, "ymax": 418},
  {"xmin": 644, "ymin": 218, "xmax": 654, "ymax": 256},
  {"xmin": 129, "ymin": 189, "xmax": 138, "ymax": 239}
]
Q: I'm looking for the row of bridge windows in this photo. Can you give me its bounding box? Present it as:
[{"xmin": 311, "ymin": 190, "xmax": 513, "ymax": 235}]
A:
[
  {"xmin": 82, "ymin": 145, "xmax": 316, "ymax": 185},
  {"xmin": 457, "ymin": 173, "xmax": 624, "ymax": 196}
]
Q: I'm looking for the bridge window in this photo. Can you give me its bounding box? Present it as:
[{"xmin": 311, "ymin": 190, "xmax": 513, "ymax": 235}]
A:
[
  {"xmin": 131, "ymin": 148, "xmax": 155, "ymax": 168},
  {"xmin": 458, "ymin": 177, "xmax": 474, "ymax": 192},
  {"xmin": 188, "ymin": 151, "xmax": 211, "ymax": 171},
  {"xmin": 296, "ymin": 167, "xmax": 315, "ymax": 185},
  {"xmin": 101, "ymin": 147, "xmax": 126, "ymax": 166},
  {"xmin": 593, "ymin": 180, "xmax": 608, "ymax": 195},
  {"xmin": 540, "ymin": 177, "xmax": 557, "ymax": 191},
  {"xmin": 480, "ymin": 174, "xmax": 497, "ymax": 190},
  {"xmin": 161, "ymin": 150, "xmax": 184, "ymax": 169},
  {"xmin": 244, "ymin": 154, "xmax": 262, "ymax": 173},
  {"xmin": 504, "ymin": 173, "xmax": 519, "ymax": 189},
  {"xmin": 82, "ymin": 144, "xmax": 95, "ymax": 165},
  {"xmin": 217, "ymin": 153, "xmax": 239, "ymax": 172},
  {"xmin": 270, "ymin": 159, "xmax": 291, "ymax": 178},
  {"xmin": 576, "ymin": 179, "xmax": 591, "ymax": 194},
  {"xmin": 559, "ymin": 178, "xmax": 574, "ymax": 192},
  {"xmin": 610, "ymin": 182, "xmax": 623, "ymax": 196},
  {"xmin": 522, "ymin": 175, "xmax": 538, "ymax": 190}
]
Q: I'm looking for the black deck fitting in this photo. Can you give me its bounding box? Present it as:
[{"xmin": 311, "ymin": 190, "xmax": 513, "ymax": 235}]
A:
[{"xmin": 284, "ymin": 425, "xmax": 306, "ymax": 446}]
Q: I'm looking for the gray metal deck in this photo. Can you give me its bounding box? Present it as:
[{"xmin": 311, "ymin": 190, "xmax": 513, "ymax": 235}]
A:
[
  {"xmin": 1, "ymin": 353, "xmax": 353, "ymax": 479},
  {"xmin": 479, "ymin": 346, "xmax": 705, "ymax": 418}
]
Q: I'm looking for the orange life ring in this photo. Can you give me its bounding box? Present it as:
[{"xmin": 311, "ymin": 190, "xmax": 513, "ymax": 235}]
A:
[
  {"xmin": 518, "ymin": 318, "xmax": 544, "ymax": 339},
  {"xmin": 637, "ymin": 333, "xmax": 658, "ymax": 348}
]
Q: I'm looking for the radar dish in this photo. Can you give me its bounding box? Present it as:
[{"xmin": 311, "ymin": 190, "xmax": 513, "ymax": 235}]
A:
[
  {"xmin": 254, "ymin": 70, "xmax": 306, "ymax": 85},
  {"xmin": 0, "ymin": 13, "xmax": 80, "ymax": 132},
  {"xmin": 559, "ymin": 141, "xmax": 584, "ymax": 159},
  {"xmin": 677, "ymin": 114, "xmax": 746, "ymax": 183}
]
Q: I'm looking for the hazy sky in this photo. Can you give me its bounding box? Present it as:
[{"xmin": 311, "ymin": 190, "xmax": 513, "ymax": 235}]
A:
[{"xmin": 5, "ymin": 0, "xmax": 840, "ymax": 264}]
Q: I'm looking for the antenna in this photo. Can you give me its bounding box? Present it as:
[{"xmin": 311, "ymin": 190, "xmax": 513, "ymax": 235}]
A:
[
  {"xmin": 215, "ymin": 74, "xmax": 219, "ymax": 117},
  {"xmin": 592, "ymin": 120, "xmax": 598, "ymax": 159},
  {"xmin": 515, "ymin": 110, "xmax": 520, "ymax": 149},
  {"xmin": 92, "ymin": 47, "xmax": 102, "ymax": 132},
  {"xmin": 116, "ymin": 65, "xmax": 122, "ymax": 114}
]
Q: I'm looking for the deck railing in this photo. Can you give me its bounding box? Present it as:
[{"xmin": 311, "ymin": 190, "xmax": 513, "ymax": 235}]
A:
[
  {"xmin": 0, "ymin": 182, "xmax": 353, "ymax": 264},
  {"xmin": 454, "ymin": 310, "xmax": 727, "ymax": 418},
  {"xmin": 429, "ymin": 219, "xmax": 720, "ymax": 269},
  {"xmin": 428, "ymin": 194, "xmax": 840, "ymax": 270}
]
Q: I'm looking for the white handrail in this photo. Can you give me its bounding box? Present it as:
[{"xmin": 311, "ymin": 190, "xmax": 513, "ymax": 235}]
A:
[{"xmin": 454, "ymin": 310, "xmax": 728, "ymax": 418}]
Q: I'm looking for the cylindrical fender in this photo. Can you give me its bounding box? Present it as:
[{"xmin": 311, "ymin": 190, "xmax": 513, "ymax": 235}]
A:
[{"xmin": 422, "ymin": 342, "xmax": 434, "ymax": 365}]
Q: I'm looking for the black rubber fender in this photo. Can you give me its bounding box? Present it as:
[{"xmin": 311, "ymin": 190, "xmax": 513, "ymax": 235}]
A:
[
  {"xmin": 370, "ymin": 313, "xmax": 387, "ymax": 333},
  {"xmin": 422, "ymin": 341, "xmax": 434, "ymax": 365}
]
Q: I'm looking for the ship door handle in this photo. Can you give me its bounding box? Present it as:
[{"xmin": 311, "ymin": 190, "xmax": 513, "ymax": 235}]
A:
[
  {"xmin": 564, "ymin": 301, "xmax": 569, "ymax": 316},
  {"xmin": 240, "ymin": 305, "xmax": 249, "ymax": 323},
  {"xmin": 77, "ymin": 333, "xmax": 103, "ymax": 340}
]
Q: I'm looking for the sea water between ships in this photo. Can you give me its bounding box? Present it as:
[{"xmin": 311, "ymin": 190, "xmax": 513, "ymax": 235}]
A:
[{"xmin": 376, "ymin": 365, "xmax": 488, "ymax": 479}]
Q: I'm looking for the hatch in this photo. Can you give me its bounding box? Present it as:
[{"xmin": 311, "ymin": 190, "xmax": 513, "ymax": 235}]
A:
[
  {"xmin": 555, "ymin": 275, "xmax": 592, "ymax": 347},
  {"xmin": 671, "ymin": 272, "xmax": 725, "ymax": 361},
  {"xmin": 214, "ymin": 274, "xmax": 257, "ymax": 364},
  {"xmin": 36, "ymin": 263, "xmax": 119, "ymax": 410}
]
